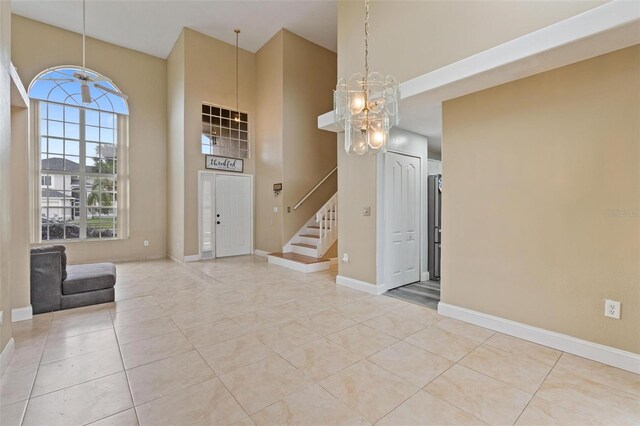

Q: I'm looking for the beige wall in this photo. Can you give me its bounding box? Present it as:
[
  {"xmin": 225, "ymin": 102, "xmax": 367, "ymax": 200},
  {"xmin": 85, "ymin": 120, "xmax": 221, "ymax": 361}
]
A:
[
  {"xmin": 10, "ymin": 106, "xmax": 30, "ymax": 310},
  {"xmin": 11, "ymin": 16, "xmax": 168, "ymax": 265},
  {"xmin": 335, "ymin": 0, "xmax": 608, "ymax": 284},
  {"xmin": 253, "ymin": 30, "xmax": 337, "ymax": 254},
  {"xmin": 255, "ymin": 31, "xmax": 284, "ymax": 253},
  {"xmin": 167, "ymin": 32, "xmax": 185, "ymax": 260},
  {"xmin": 0, "ymin": 0, "xmax": 13, "ymax": 353},
  {"xmin": 442, "ymin": 46, "xmax": 640, "ymax": 353},
  {"xmin": 336, "ymin": 135, "xmax": 378, "ymax": 283},
  {"xmin": 338, "ymin": 0, "xmax": 608, "ymax": 82},
  {"xmin": 282, "ymin": 30, "xmax": 337, "ymax": 243}
]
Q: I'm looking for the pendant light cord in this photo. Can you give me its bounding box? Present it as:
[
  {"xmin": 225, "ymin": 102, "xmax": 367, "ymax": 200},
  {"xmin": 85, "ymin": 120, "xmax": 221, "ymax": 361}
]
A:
[
  {"xmin": 82, "ymin": 0, "xmax": 86, "ymax": 69},
  {"xmin": 235, "ymin": 29, "xmax": 240, "ymax": 120}
]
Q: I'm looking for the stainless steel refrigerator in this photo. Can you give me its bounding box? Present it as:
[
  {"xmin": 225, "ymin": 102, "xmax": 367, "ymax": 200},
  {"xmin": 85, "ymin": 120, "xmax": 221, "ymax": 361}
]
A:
[{"xmin": 427, "ymin": 174, "xmax": 442, "ymax": 280}]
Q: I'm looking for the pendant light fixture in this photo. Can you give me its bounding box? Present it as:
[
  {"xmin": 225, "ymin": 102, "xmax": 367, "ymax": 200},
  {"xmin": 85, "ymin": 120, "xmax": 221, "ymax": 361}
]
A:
[
  {"xmin": 334, "ymin": 0, "xmax": 400, "ymax": 155},
  {"xmin": 234, "ymin": 28, "xmax": 241, "ymax": 122}
]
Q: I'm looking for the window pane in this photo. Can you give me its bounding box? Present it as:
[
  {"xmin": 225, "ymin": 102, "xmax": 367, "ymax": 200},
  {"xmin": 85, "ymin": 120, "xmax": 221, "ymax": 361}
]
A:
[
  {"xmin": 65, "ymin": 106, "xmax": 79, "ymax": 123},
  {"xmin": 48, "ymin": 120, "xmax": 64, "ymax": 137},
  {"xmin": 65, "ymin": 156, "xmax": 80, "ymax": 171},
  {"xmin": 85, "ymin": 155, "xmax": 97, "ymax": 173},
  {"xmin": 86, "ymin": 142, "xmax": 100, "ymax": 157},
  {"xmin": 48, "ymin": 138, "xmax": 64, "ymax": 154},
  {"xmin": 100, "ymin": 112, "xmax": 114, "ymax": 128},
  {"xmin": 86, "ymin": 109, "xmax": 100, "ymax": 126},
  {"xmin": 86, "ymin": 125, "xmax": 100, "ymax": 142},
  {"xmin": 48, "ymin": 104, "xmax": 63, "ymax": 121},
  {"xmin": 65, "ymin": 123, "xmax": 80, "ymax": 139},
  {"xmin": 100, "ymin": 128, "xmax": 114, "ymax": 143},
  {"xmin": 65, "ymin": 140, "xmax": 80, "ymax": 156},
  {"xmin": 103, "ymin": 158, "xmax": 117, "ymax": 175}
]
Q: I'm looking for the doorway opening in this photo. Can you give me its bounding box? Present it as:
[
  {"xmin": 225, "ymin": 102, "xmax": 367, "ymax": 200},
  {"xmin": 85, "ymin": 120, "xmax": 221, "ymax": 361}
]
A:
[{"xmin": 386, "ymin": 155, "xmax": 442, "ymax": 309}]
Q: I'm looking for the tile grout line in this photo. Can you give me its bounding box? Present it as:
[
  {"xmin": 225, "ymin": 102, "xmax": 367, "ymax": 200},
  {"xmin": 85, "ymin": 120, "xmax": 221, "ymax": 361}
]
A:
[
  {"xmin": 165, "ymin": 307, "xmax": 250, "ymax": 420},
  {"xmin": 20, "ymin": 312, "xmax": 54, "ymax": 426},
  {"xmin": 108, "ymin": 307, "xmax": 141, "ymax": 426},
  {"xmin": 512, "ymin": 350, "xmax": 564, "ymax": 425}
]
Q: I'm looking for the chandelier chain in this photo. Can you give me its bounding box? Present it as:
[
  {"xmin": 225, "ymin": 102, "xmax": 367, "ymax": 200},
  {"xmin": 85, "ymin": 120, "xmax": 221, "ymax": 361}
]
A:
[{"xmin": 364, "ymin": 0, "xmax": 369, "ymax": 87}]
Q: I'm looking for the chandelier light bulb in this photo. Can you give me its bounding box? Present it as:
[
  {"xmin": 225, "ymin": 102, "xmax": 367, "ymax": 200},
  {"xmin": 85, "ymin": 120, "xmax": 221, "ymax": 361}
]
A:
[
  {"xmin": 350, "ymin": 93, "xmax": 365, "ymax": 114},
  {"xmin": 369, "ymin": 129, "xmax": 385, "ymax": 150},
  {"xmin": 353, "ymin": 139, "xmax": 368, "ymax": 155}
]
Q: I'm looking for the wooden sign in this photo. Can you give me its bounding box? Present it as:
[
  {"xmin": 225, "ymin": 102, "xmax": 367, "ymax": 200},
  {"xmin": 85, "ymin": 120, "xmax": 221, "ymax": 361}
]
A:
[{"xmin": 204, "ymin": 155, "xmax": 243, "ymax": 173}]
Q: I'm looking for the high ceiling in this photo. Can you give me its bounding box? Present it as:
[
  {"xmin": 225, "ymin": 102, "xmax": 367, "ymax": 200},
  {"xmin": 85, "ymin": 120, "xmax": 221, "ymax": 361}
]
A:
[{"xmin": 11, "ymin": 0, "xmax": 338, "ymax": 58}]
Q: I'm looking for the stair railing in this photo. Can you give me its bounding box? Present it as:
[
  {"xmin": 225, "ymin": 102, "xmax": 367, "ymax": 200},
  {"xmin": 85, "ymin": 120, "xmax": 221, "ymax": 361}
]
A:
[
  {"xmin": 315, "ymin": 192, "xmax": 338, "ymax": 255},
  {"xmin": 293, "ymin": 166, "xmax": 337, "ymax": 211}
]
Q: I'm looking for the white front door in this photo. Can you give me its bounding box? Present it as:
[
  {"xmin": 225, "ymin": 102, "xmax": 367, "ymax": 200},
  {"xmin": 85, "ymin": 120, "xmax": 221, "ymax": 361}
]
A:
[
  {"xmin": 385, "ymin": 152, "xmax": 421, "ymax": 289},
  {"xmin": 215, "ymin": 174, "xmax": 252, "ymax": 257}
]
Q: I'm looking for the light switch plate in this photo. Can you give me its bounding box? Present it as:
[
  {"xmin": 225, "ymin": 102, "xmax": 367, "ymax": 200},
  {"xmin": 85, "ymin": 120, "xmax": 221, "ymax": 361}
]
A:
[{"xmin": 363, "ymin": 207, "xmax": 371, "ymax": 216}]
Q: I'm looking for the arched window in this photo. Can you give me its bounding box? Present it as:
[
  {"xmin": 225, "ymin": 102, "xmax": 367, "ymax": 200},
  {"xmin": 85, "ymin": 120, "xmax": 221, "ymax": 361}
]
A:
[{"xmin": 29, "ymin": 66, "xmax": 129, "ymax": 241}]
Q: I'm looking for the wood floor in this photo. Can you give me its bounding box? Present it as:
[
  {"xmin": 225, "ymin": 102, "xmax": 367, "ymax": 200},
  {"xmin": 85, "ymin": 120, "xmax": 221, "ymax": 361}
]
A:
[
  {"xmin": 268, "ymin": 252, "xmax": 330, "ymax": 264},
  {"xmin": 386, "ymin": 280, "xmax": 441, "ymax": 310}
]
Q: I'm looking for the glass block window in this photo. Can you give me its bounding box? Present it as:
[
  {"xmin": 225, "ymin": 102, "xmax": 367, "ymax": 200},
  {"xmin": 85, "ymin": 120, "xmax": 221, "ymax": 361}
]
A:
[{"xmin": 201, "ymin": 103, "xmax": 249, "ymax": 159}]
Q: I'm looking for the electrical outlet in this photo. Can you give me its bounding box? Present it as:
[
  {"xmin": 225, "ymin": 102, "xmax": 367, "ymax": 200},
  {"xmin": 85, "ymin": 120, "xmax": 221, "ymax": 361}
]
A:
[
  {"xmin": 604, "ymin": 299, "xmax": 621, "ymax": 319},
  {"xmin": 144, "ymin": 240, "xmax": 149, "ymax": 247},
  {"xmin": 273, "ymin": 207, "xmax": 279, "ymax": 213},
  {"xmin": 342, "ymin": 253, "xmax": 349, "ymax": 263}
]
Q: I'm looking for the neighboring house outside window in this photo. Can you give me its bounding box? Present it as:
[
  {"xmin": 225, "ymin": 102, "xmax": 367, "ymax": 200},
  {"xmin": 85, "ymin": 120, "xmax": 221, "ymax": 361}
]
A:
[{"xmin": 29, "ymin": 66, "xmax": 129, "ymax": 242}]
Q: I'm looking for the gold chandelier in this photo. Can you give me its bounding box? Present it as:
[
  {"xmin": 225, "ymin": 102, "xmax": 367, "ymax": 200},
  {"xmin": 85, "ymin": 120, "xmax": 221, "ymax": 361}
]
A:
[{"xmin": 334, "ymin": 0, "xmax": 400, "ymax": 155}]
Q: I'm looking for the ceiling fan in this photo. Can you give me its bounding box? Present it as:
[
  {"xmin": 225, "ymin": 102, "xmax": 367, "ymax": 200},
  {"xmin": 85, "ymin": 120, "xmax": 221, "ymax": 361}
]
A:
[{"xmin": 49, "ymin": 0, "xmax": 128, "ymax": 104}]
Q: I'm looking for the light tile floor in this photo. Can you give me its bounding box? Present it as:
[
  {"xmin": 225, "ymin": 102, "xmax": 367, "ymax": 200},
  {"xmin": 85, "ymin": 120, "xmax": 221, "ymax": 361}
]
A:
[{"xmin": 1, "ymin": 256, "xmax": 639, "ymax": 425}]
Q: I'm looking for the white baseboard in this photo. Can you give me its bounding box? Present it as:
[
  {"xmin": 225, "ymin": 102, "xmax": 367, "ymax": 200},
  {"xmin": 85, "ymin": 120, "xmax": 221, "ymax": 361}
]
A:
[
  {"xmin": 183, "ymin": 255, "xmax": 200, "ymax": 262},
  {"xmin": 268, "ymin": 255, "xmax": 331, "ymax": 273},
  {"xmin": 336, "ymin": 275, "xmax": 385, "ymax": 295},
  {"xmin": 421, "ymin": 271, "xmax": 429, "ymax": 282},
  {"xmin": 254, "ymin": 250, "xmax": 269, "ymax": 257},
  {"xmin": 0, "ymin": 338, "xmax": 15, "ymax": 377},
  {"xmin": 12, "ymin": 306, "xmax": 33, "ymax": 322},
  {"xmin": 438, "ymin": 302, "xmax": 640, "ymax": 374}
]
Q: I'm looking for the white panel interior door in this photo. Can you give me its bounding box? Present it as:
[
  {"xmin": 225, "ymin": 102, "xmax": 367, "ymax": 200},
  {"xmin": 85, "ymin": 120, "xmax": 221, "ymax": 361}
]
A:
[
  {"xmin": 200, "ymin": 173, "xmax": 215, "ymax": 258},
  {"xmin": 385, "ymin": 152, "xmax": 421, "ymax": 289},
  {"xmin": 215, "ymin": 174, "xmax": 252, "ymax": 257}
]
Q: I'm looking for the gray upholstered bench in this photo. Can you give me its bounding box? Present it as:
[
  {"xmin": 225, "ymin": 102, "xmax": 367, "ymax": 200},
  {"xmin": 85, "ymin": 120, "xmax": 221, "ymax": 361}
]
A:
[{"xmin": 30, "ymin": 246, "xmax": 116, "ymax": 314}]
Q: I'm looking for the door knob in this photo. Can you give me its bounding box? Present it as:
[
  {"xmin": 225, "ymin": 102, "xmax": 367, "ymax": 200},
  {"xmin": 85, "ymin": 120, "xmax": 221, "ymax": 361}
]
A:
[{"xmin": 216, "ymin": 221, "xmax": 221, "ymax": 225}]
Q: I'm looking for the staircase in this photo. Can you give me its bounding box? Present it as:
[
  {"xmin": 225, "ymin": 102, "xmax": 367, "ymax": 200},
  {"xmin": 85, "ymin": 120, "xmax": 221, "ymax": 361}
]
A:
[{"xmin": 268, "ymin": 193, "xmax": 337, "ymax": 273}]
